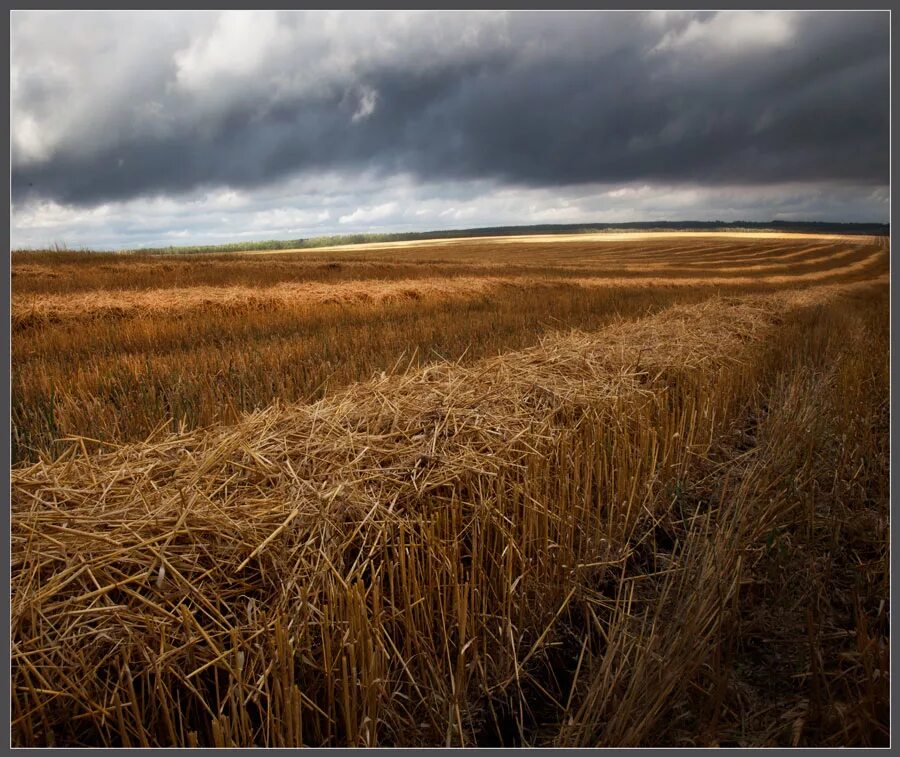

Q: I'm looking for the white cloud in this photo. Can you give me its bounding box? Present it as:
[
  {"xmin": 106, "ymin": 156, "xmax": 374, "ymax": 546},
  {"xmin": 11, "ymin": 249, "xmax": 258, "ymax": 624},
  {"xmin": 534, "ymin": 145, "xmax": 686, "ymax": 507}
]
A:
[
  {"xmin": 11, "ymin": 112, "xmax": 51, "ymax": 164},
  {"xmin": 208, "ymin": 189, "xmax": 249, "ymax": 209},
  {"xmin": 352, "ymin": 86, "xmax": 379, "ymax": 122},
  {"xmin": 605, "ymin": 185, "xmax": 653, "ymax": 199},
  {"xmin": 339, "ymin": 202, "xmax": 399, "ymax": 225},
  {"xmin": 250, "ymin": 207, "xmax": 331, "ymax": 230},
  {"xmin": 13, "ymin": 199, "xmax": 113, "ymax": 231},
  {"xmin": 174, "ymin": 12, "xmax": 291, "ymax": 95},
  {"xmin": 11, "ymin": 11, "xmax": 202, "ymax": 165},
  {"xmin": 653, "ymin": 11, "xmax": 796, "ymax": 55}
]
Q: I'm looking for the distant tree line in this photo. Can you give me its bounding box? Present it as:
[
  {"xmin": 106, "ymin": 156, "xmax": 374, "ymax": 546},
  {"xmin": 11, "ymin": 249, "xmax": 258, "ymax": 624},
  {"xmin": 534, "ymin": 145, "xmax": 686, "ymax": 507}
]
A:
[{"xmin": 14, "ymin": 219, "xmax": 889, "ymax": 255}]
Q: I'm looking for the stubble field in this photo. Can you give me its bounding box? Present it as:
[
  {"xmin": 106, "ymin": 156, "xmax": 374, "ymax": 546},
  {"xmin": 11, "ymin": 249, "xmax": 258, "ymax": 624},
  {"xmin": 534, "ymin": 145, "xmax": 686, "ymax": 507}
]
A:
[{"xmin": 10, "ymin": 232, "xmax": 890, "ymax": 746}]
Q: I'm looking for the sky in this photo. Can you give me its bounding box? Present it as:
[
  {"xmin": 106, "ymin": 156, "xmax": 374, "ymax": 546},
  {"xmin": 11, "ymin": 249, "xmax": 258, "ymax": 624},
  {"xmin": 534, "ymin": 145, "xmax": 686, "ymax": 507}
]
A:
[{"xmin": 10, "ymin": 10, "xmax": 890, "ymax": 250}]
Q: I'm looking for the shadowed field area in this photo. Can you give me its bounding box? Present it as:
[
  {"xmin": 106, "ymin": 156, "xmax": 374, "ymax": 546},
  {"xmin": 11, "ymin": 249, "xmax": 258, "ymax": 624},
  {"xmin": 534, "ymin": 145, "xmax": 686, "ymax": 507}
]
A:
[{"xmin": 11, "ymin": 233, "xmax": 889, "ymax": 747}]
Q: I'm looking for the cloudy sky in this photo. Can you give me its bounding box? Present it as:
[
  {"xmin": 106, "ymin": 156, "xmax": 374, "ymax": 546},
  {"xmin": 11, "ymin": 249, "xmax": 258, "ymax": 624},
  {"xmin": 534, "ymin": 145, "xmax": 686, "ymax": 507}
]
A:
[{"xmin": 10, "ymin": 11, "xmax": 890, "ymax": 249}]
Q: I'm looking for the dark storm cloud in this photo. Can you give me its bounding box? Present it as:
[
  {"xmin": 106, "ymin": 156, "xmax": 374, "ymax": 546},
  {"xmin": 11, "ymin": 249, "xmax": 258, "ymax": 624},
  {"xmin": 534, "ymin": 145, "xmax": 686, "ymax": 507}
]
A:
[{"xmin": 11, "ymin": 11, "xmax": 889, "ymax": 207}]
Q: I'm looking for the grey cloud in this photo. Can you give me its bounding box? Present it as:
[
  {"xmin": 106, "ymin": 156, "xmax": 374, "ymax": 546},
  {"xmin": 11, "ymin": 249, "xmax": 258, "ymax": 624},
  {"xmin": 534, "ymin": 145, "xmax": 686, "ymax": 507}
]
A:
[{"xmin": 10, "ymin": 11, "xmax": 889, "ymax": 210}]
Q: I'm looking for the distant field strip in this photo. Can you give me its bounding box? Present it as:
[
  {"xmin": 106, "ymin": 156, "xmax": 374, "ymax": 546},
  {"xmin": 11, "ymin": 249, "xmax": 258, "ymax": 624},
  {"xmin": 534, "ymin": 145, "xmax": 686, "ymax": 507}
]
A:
[
  {"xmin": 243, "ymin": 231, "xmax": 880, "ymax": 260},
  {"xmin": 241, "ymin": 229, "xmax": 863, "ymax": 256},
  {"xmin": 12, "ymin": 234, "xmax": 883, "ymax": 288},
  {"xmin": 11, "ymin": 238, "xmax": 888, "ymax": 326}
]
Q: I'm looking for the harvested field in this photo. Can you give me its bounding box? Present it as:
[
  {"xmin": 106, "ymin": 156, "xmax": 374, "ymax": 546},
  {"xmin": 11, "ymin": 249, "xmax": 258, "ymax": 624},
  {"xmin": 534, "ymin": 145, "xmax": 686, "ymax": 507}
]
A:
[
  {"xmin": 10, "ymin": 233, "xmax": 889, "ymax": 747},
  {"xmin": 10, "ymin": 234, "xmax": 888, "ymax": 462}
]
